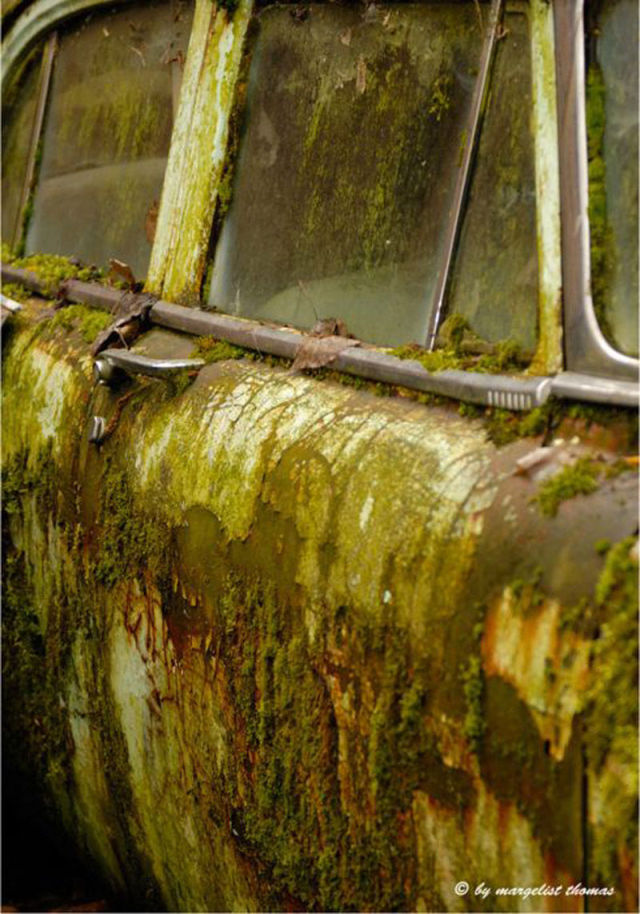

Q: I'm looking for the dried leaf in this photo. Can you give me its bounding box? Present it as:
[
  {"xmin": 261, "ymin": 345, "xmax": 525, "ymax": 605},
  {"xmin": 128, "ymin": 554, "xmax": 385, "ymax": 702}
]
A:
[
  {"xmin": 291, "ymin": 335, "xmax": 358, "ymax": 373},
  {"xmin": 310, "ymin": 317, "xmax": 350, "ymax": 338},
  {"xmin": 290, "ymin": 319, "xmax": 358, "ymax": 372},
  {"xmin": 91, "ymin": 291, "xmax": 156, "ymax": 356},
  {"xmin": 356, "ymin": 56, "xmax": 367, "ymax": 95},
  {"xmin": 108, "ymin": 258, "xmax": 137, "ymax": 288}
]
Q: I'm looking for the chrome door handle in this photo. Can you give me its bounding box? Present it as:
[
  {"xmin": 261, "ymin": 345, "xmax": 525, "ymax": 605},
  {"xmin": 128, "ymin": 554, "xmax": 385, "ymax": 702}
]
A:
[{"xmin": 93, "ymin": 348, "xmax": 205, "ymax": 385}]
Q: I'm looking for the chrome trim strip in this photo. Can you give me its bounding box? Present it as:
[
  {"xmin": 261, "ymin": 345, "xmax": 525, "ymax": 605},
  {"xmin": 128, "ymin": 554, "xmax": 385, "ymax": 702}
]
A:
[
  {"xmin": 2, "ymin": 265, "xmax": 637, "ymax": 409},
  {"xmin": 551, "ymin": 372, "xmax": 639, "ymax": 408},
  {"xmin": 1, "ymin": 0, "xmax": 128, "ymax": 82},
  {"xmin": 151, "ymin": 300, "xmax": 553, "ymax": 409},
  {"xmin": 553, "ymin": 0, "xmax": 639, "ymax": 380}
]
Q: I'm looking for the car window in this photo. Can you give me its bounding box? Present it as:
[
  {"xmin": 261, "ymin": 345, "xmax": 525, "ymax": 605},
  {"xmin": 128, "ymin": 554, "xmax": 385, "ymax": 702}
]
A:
[
  {"xmin": 206, "ymin": 1, "xmax": 540, "ymax": 352},
  {"xmin": 23, "ymin": 0, "xmax": 193, "ymax": 279},
  {"xmin": 447, "ymin": 5, "xmax": 538, "ymax": 352},
  {"xmin": 585, "ymin": 0, "xmax": 638, "ymax": 358},
  {"xmin": 1, "ymin": 44, "xmax": 42, "ymax": 248}
]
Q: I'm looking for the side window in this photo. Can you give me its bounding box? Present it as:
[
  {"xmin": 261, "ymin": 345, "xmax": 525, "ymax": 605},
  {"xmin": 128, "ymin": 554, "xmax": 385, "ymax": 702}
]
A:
[
  {"xmin": 585, "ymin": 0, "xmax": 638, "ymax": 358},
  {"xmin": 1, "ymin": 45, "xmax": 44, "ymax": 248},
  {"xmin": 5, "ymin": 0, "xmax": 193, "ymax": 278},
  {"xmin": 447, "ymin": 5, "xmax": 538, "ymax": 352},
  {"xmin": 206, "ymin": 1, "xmax": 540, "ymax": 353}
]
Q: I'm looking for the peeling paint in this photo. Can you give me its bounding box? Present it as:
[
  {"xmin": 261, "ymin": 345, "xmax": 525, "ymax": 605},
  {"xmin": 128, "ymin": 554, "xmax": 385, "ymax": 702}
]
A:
[
  {"xmin": 2, "ymin": 313, "xmax": 637, "ymax": 910},
  {"xmin": 482, "ymin": 590, "xmax": 590, "ymax": 761}
]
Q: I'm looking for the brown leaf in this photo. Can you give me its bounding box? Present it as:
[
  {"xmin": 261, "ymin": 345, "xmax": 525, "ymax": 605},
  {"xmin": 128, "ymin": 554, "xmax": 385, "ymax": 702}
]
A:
[
  {"xmin": 310, "ymin": 317, "xmax": 350, "ymax": 338},
  {"xmin": 91, "ymin": 291, "xmax": 156, "ymax": 355},
  {"xmin": 291, "ymin": 335, "xmax": 358, "ymax": 373},
  {"xmin": 108, "ymin": 258, "xmax": 137, "ymax": 288},
  {"xmin": 356, "ymin": 56, "xmax": 367, "ymax": 95}
]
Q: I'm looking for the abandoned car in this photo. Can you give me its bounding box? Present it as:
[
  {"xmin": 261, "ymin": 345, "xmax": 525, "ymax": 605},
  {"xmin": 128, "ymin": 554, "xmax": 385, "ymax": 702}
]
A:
[{"xmin": 1, "ymin": 0, "xmax": 638, "ymax": 910}]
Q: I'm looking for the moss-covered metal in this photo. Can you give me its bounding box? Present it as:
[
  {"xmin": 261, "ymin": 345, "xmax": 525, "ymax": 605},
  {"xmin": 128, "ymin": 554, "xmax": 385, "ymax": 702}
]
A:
[
  {"xmin": 3, "ymin": 303, "xmax": 638, "ymax": 911},
  {"xmin": 529, "ymin": 0, "xmax": 563, "ymax": 375}
]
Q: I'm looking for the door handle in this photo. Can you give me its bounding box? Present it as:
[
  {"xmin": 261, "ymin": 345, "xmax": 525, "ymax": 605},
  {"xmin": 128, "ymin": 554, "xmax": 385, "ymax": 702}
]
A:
[{"xmin": 93, "ymin": 348, "xmax": 205, "ymax": 385}]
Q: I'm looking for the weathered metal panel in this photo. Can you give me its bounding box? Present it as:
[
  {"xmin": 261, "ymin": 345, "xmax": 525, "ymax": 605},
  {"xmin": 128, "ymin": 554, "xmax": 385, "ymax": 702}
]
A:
[{"xmin": 2, "ymin": 306, "xmax": 637, "ymax": 911}]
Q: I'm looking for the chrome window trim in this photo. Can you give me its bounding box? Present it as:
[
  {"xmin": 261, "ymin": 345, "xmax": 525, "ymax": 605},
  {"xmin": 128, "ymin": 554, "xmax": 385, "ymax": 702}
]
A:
[
  {"xmin": 1, "ymin": 0, "xmax": 130, "ymax": 82},
  {"xmin": 553, "ymin": 0, "xmax": 639, "ymax": 380},
  {"xmin": 2, "ymin": 262, "xmax": 638, "ymax": 407}
]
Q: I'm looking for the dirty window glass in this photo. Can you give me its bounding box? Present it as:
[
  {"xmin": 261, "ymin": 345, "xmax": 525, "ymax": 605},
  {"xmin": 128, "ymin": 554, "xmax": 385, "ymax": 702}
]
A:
[
  {"xmin": 1, "ymin": 45, "xmax": 42, "ymax": 247},
  {"xmin": 207, "ymin": 2, "xmax": 487, "ymax": 348},
  {"xmin": 25, "ymin": 0, "xmax": 193, "ymax": 279},
  {"xmin": 447, "ymin": 7, "xmax": 538, "ymax": 352},
  {"xmin": 586, "ymin": 0, "xmax": 638, "ymax": 357}
]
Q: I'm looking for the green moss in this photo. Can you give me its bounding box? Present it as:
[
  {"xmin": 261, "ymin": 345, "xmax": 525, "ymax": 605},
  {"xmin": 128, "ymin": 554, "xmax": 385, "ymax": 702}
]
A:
[
  {"xmin": 585, "ymin": 537, "xmax": 638, "ymax": 889},
  {"xmin": 475, "ymin": 339, "xmax": 526, "ymax": 373},
  {"xmin": 165, "ymin": 369, "xmax": 197, "ymax": 397},
  {"xmin": 2, "ymin": 440, "xmax": 58, "ymax": 517},
  {"xmin": 1, "ymin": 282, "xmax": 31, "ymax": 302},
  {"xmin": 197, "ymin": 570, "xmax": 475, "ymax": 911},
  {"xmin": 194, "ymin": 336, "xmax": 246, "ymax": 363},
  {"xmin": 390, "ymin": 343, "xmax": 465, "ymax": 373},
  {"xmin": 507, "ymin": 567, "xmax": 545, "ymax": 616},
  {"xmin": 482, "ymin": 399, "xmax": 638, "ymax": 450},
  {"xmin": 10, "ymin": 253, "xmax": 103, "ymax": 295},
  {"xmin": 1, "ymin": 242, "xmax": 15, "ymax": 263},
  {"xmin": 558, "ymin": 596, "xmax": 593, "ymax": 635},
  {"xmin": 1, "ymin": 548, "xmax": 75, "ymax": 814},
  {"xmin": 533, "ymin": 457, "xmax": 601, "ymax": 517},
  {"xmin": 458, "ymin": 401, "xmax": 482, "ymax": 418},
  {"xmin": 460, "ymin": 616, "xmax": 486, "ymax": 753},
  {"xmin": 428, "ymin": 72, "xmax": 452, "ymax": 122},
  {"xmin": 484, "ymin": 404, "xmax": 550, "ymax": 447},
  {"xmin": 390, "ymin": 336, "xmax": 528, "ymax": 375},
  {"xmin": 586, "ymin": 63, "xmax": 615, "ymax": 342},
  {"xmin": 44, "ymin": 303, "xmax": 113, "ymax": 344},
  {"xmin": 93, "ymin": 457, "xmax": 171, "ymax": 589},
  {"xmin": 438, "ymin": 313, "xmax": 469, "ymax": 353}
]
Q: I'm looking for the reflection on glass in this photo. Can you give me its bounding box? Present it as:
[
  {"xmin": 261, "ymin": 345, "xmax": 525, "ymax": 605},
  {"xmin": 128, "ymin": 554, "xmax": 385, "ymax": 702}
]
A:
[
  {"xmin": 208, "ymin": 3, "xmax": 485, "ymax": 347},
  {"xmin": 1, "ymin": 47, "xmax": 42, "ymax": 247},
  {"xmin": 26, "ymin": 0, "xmax": 193, "ymax": 278},
  {"xmin": 448, "ymin": 9, "xmax": 538, "ymax": 352},
  {"xmin": 588, "ymin": 0, "xmax": 638, "ymax": 357}
]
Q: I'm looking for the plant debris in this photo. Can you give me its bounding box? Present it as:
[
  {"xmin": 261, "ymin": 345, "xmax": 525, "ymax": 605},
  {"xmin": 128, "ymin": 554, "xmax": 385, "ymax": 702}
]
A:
[
  {"xmin": 91, "ymin": 291, "xmax": 156, "ymax": 355},
  {"xmin": 290, "ymin": 318, "xmax": 359, "ymax": 373}
]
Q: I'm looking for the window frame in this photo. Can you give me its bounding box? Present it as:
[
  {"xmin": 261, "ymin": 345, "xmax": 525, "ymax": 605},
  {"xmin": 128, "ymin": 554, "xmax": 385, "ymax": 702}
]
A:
[
  {"xmin": 553, "ymin": 0, "xmax": 638, "ymax": 381},
  {"xmin": 2, "ymin": 0, "xmax": 638, "ymax": 408}
]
